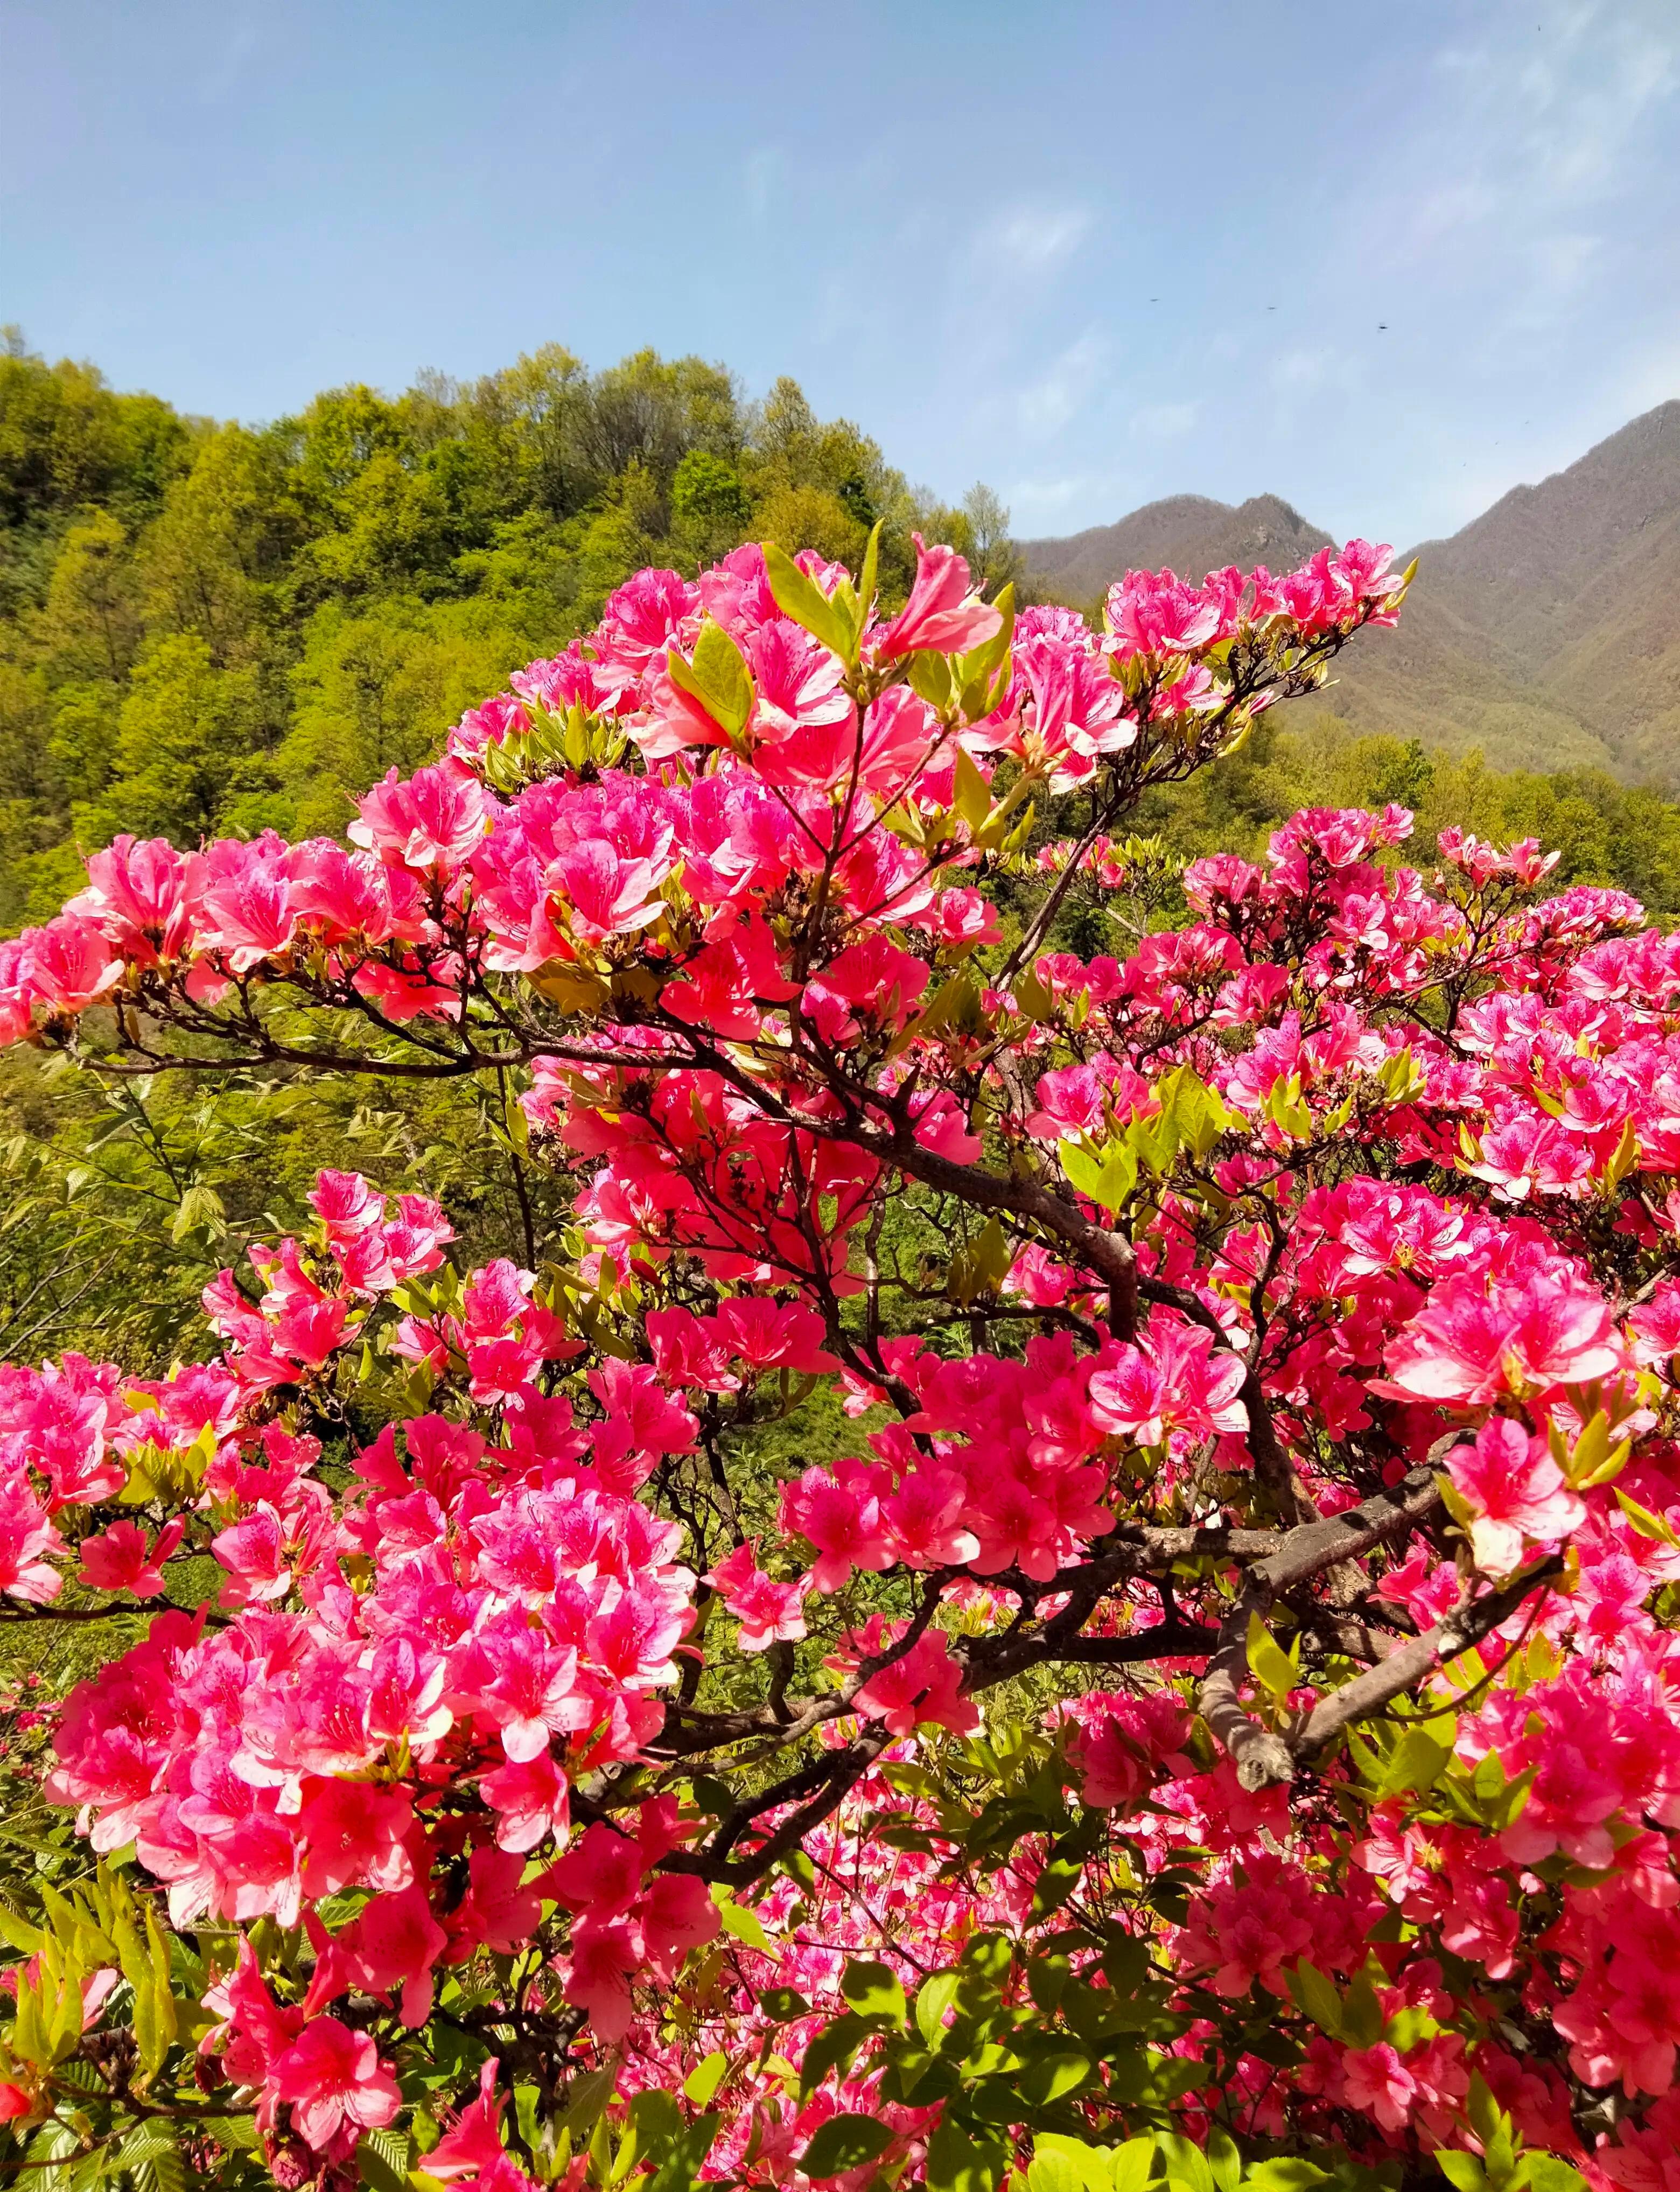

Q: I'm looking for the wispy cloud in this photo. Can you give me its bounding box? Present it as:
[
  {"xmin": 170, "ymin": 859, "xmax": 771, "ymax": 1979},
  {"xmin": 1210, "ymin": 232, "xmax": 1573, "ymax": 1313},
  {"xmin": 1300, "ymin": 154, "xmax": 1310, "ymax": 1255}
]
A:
[
  {"xmin": 981, "ymin": 204, "xmax": 1092, "ymax": 278},
  {"xmin": 197, "ymin": 11, "xmax": 258, "ymax": 104},
  {"xmin": 744, "ymin": 148, "xmax": 782, "ymax": 228},
  {"xmin": 1272, "ymin": 349, "xmax": 1333, "ymax": 393},
  {"xmin": 1016, "ymin": 334, "xmax": 1106, "ymax": 438},
  {"xmin": 1007, "ymin": 474, "xmax": 1101, "ymax": 516},
  {"xmin": 1130, "ymin": 401, "xmax": 1198, "ymax": 441}
]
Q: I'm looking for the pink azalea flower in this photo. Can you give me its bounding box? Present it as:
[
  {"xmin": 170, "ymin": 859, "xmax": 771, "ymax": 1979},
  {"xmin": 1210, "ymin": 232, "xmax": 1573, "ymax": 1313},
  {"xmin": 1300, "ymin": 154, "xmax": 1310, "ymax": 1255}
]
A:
[{"xmin": 269, "ymin": 2018, "xmax": 401, "ymax": 2152}]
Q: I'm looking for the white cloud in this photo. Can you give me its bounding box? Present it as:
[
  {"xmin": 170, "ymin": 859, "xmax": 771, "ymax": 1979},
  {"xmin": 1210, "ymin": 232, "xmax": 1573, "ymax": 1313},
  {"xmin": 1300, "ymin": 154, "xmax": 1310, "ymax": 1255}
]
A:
[
  {"xmin": 1016, "ymin": 334, "xmax": 1106, "ymax": 437},
  {"xmin": 1529, "ymin": 231, "xmax": 1599, "ymax": 292},
  {"xmin": 1272, "ymin": 348, "xmax": 1332, "ymax": 393},
  {"xmin": 1611, "ymin": 330, "xmax": 1680, "ymax": 417},
  {"xmin": 1407, "ymin": 180, "xmax": 1500, "ymax": 248},
  {"xmin": 1007, "ymin": 474, "xmax": 1102, "ymax": 515},
  {"xmin": 1130, "ymin": 401, "xmax": 1198, "ymax": 441},
  {"xmin": 744, "ymin": 148, "xmax": 782, "ymax": 227},
  {"xmin": 197, "ymin": 11, "xmax": 258, "ymax": 104},
  {"xmin": 983, "ymin": 205, "xmax": 1092, "ymax": 277}
]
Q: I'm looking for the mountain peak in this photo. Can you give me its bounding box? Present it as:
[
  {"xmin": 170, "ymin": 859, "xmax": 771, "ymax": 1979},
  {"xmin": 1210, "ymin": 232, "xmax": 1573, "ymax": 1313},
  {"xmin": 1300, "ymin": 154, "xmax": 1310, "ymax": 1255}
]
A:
[
  {"xmin": 1019, "ymin": 399, "xmax": 1680, "ymax": 788},
  {"xmin": 1023, "ymin": 493, "xmax": 1329, "ymax": 606}
]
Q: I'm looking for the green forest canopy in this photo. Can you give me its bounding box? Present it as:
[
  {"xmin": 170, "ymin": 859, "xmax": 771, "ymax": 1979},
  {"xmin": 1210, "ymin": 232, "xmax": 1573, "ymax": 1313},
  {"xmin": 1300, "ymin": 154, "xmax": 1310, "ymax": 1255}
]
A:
[{"xmin": 5, "ymin": 327, "xmax": 1680, "ymax": 934}]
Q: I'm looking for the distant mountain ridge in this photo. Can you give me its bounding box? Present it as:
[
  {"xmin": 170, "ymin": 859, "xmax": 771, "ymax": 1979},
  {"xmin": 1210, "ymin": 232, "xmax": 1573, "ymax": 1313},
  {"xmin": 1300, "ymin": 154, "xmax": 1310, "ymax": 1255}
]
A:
[
  {"xmin": 1026, "ymin": 493, "xmax": 1331, "ymax": 606},
  {"xmin": 1021, "ymin": 401, "xmax": 1680, "ymax": 787}
]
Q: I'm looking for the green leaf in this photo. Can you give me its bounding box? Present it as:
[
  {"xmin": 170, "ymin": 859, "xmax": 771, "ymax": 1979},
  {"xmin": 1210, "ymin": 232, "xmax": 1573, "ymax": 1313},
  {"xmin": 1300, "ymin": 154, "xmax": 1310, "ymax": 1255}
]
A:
[
  {"xmin": 627, "ymin": 2092, "xmax": 682, "ymax": 2145},
  {"xmin": 956, "ymin": 583, "xmax": 1016, "ymax": 713},
  {"xmin": 1615, "ymin": 1485, "xmax": 1680, "ymax": 1549},
  {"xmin": 908, "ymin": 651, "xmax": 955, "ymax": 709},
  {"xmin": 763, "ymin": 542, "xmax": 853, "ymax": 660},
  {"xmin": 198, "ymin": 2117, "xmax": 261, "ymax": 2153},
  {"xmin": 1340, "ymin": 1973, "xmax": 1385, "ymax": 2050},
  {"xmin": 799, "ymin": 2011, "xmax": 871, "ymax": 2098},
  {"xmin": 856, "ymin": 523, "xmax": 883, "ymax": 644},
  {"xmin": 1203, "ymin": 2131, "xmax": 1242, "ymax": 2192},
  {"xmin": 1019, "ymin": 2051, "xmax": 1091, "ymax": 2106},
  {"xmin": 1240, "ymin": 2166, "xmax": 1331, "ymax": 2192},
  {"xmin": 951, "ymin": 748, "xmax": 992, "ymax": 830},
  {"xmin": 1287, "ymin": 1960, "xmax": 1343, "ymax": 2039},
  {"xmin": 667, "ymin": 619, "xmax": 754, "ymax": 739},
  {"xmin": 1028, "ymin": 2148, "xmax": 1101, "ymax": 2192},
  {"xmin": 1059, "ymin": 1136, "xmax": 1138, "ymax": 1219},
  {"xmin": 682, "ymin": 2051, "xmax": 727, "ymax": 2107},
  {"xmin": 915, "ymin": 1970, "xmax": 961, "ymax": 2049},
  {"xmin": 554, "ymin": 2067, "xmax": 615, "ymax": 2139},
  {"xmin": 170, "ymin": 1183, "xmax": 225, "ymax": 1244},
  {"xmin": 840, "ymin": 1959, "xmax": 907, "ymax": 2027},
  {"xmin": 358, "ymin": 2129, "xmax": 411, "ymax": 2192},
  {"xmin": 1523, "ymin": 2163, "xmax": 1588, "ymax": 2192},
  {"xmin": 1376, "ymin": 1728, "xmax": 1450, "ymax": 1800},
  {"xmin": 0, "ymin": 1902, "xmax": 45, "ymax": 1956},
  {"xmin": 801, "ymin": 2114, "xmax": 893, "ymax": 2180},
  {"xmin": 1246, "ymin": 1611, "xmax": 1299, "ymax": 1701},
  {"xmin": 1109, "ymin": 2145, "xmax": 1158, "ymax": 2192},
  {"xmin": 125, "ymin": 2125, "xmax": 187, "ymax": 2192},
  {"xmin": 926, "ymin": 2120, "xmax": 1004, "ymax": 2192},
  {"xmin": 713, "ymin": 1888, "xmax": 773, "ymax": 1953},
  {"xmin": 1030, "ymin": 1853, "xmax": 1088, "ymax": 1922},
  {"xmin": 1434, "ymin": 2158, "xmax": 1487, "ymax": 2192},
  {"xmin": 1154, "ymin": 2135, "xmax": 1215, "ymax": 2192},
  {"xmin": 1030, "ymin": 2135, "xmax": 1139, "ymax": 2192}
]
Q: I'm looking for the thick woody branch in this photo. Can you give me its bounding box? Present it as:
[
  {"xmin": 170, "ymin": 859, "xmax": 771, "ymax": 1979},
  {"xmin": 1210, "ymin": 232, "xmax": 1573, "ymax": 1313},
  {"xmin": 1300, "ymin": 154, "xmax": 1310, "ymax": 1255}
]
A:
[
  {"xmin": 1296, "ymin": 1555, "xmax": 1564, "ymax": 1761},
  {"xmin": 1196, "ymin": 1464, "xmax": 1445, "ymax": 1789}
]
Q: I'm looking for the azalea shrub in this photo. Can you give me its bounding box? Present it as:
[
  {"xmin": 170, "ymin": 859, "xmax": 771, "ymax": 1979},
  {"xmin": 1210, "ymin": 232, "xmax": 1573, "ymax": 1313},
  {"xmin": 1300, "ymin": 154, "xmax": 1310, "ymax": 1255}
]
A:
[{"xmin": 0, "ymin": 526, "xmax": 1673, "ymax": 2192}]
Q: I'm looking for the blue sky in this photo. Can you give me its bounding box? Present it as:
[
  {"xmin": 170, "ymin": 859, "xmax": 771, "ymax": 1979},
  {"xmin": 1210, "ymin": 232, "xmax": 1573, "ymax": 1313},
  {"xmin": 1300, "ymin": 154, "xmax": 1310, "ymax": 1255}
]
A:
[{"xmin": 4, "ymin": 0, "xmax": 1677, "ymax": 548}]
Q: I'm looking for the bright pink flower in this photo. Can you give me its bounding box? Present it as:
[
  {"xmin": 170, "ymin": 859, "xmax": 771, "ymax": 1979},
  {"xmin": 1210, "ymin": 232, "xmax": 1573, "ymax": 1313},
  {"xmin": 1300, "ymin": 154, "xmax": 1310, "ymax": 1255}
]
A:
[
  {"xmin": 428, "ymin": 2060, "xmax": 526, "ymax": 2188},
  {"xmin": 337, "ymin": 1883, "xmax": 449, "ymax": 2027},
  {"xmin": 801, "ymin": 937, "xmax": 929, "ymax": 1046},
  {"xmin": 1380, "ymin": 1270, "xmax": 1623, "ymax": 1406},
  {"xmin": 77, "ymin": 1520, "xmax": 184, "ymax": 1598},
  {"xmin": 560, "ymin": 1918, "xmax": 641, "ymax": 2042},
  {"xmin": 1340, "ymin": 2043, "xmax": 1417, "ymax": 2133},
  {"xmin": 479, "ymin": 1748, "xmax": 570, "ymax": 1855},
  {"xmin": 1449, "ymin": 1416, "xmax": 1586, "ymax": 1574},
  {"xmin": 705, "ymin": 1540, "xmax": 808, "ymax": 1651},
  {"xmin": 294, "ymin": 1781, "xmax": 413, "ymax": 1898},
  {"xmin": 352, "ymin": 764, "xmax": 493, "ymax": 872},
  {"xmin": 68, "ymin": 835, "xmax": 202, "ymax": 958},
  {"xmin": 854, "ymin": 1629, "xmax": 977, "ymax": 1737},
  {"xmin": 197, "ymin": 837, "xmax": 299, "ymax": 972},
  {"xmin": 270, "ymin": 2018, "xmax": 401, "ymax": 2152},
  {"xmin": 19, "ymin": 917, "xmax": 121, "ymax": 1013},
  {"xmin": 780, "ymin": 1466, "xmax": 893, "ymax": 1592},
  {"xmin": 878, "ymin": 536, "xmax": 1002, "ymax": 658}
]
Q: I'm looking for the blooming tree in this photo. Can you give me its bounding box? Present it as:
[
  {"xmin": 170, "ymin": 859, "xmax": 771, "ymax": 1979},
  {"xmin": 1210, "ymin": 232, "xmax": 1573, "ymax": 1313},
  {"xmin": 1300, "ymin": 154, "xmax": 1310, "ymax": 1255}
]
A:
[{"xmin": 0, "ymin": 527, "xmax": 1674, "ymax": 2192}]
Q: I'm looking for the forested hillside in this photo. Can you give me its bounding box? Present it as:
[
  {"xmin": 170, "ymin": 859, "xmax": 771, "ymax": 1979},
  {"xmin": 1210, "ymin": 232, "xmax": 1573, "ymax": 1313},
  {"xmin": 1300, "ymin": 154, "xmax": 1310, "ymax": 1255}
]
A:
[
  {"xmin": 0, "ymin": 331, "xmax": 1016, "ymax": 929},
  {"xmin": 5, "ymin": 332, "xmax": 1679, "ymax": 941}
]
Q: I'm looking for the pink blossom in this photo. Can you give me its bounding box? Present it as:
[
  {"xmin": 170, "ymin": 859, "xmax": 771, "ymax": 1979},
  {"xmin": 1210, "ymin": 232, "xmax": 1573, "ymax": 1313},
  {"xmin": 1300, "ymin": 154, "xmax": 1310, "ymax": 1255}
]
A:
[
  {"xmin": 878, "ymin": 536, "xmax": 1002, "ymax": 657},
  {"xmin": 270, "ymin": 2018, "xmax": 401, "ymax": 2152},
  {"xmin": 1449, "ymin": 1416, "xmax": 1586, "ymax": 1574},
  {"xmin": 854, "ymin": 1629, "xmax": 978, "ymax": 1737},
  {"xmin": 77, "ymin": 1520, "xmax": 184, "ymax": 1598}
]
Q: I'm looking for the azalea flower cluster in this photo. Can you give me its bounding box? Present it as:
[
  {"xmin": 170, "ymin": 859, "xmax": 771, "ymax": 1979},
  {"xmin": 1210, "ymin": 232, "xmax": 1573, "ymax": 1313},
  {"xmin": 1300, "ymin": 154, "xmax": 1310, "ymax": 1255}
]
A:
[{"xmin": 1, "ymin": 529, "xmax": 1677, "ymax": 2191}]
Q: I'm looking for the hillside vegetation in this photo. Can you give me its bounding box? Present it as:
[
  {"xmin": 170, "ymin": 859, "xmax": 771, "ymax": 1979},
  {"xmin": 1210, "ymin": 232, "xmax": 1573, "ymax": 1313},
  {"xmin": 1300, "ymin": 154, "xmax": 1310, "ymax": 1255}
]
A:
[
  {"xmin": 2, "ymin": 331, "xmax": 1678, "ymax": 950},
  {"xmin": 0, "ymin": 331, "xmax": 1017, "ymax": 929}
]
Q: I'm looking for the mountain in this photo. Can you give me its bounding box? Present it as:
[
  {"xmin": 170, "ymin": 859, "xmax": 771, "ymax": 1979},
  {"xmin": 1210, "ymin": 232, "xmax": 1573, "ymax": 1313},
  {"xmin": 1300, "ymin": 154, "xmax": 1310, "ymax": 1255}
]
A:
[
  {"xmin": 1021, "ymin": 493, "xmax": 1330, "ymax": 606},
  {"xmin": 1021, "ymin": 400, "xmax": 1680, "ymax": 786}
]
